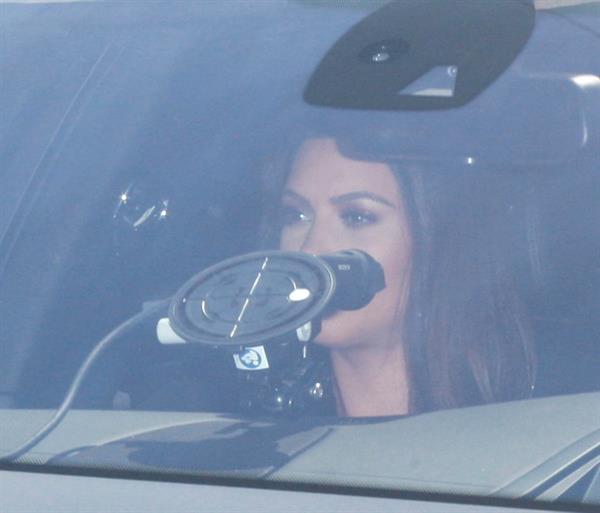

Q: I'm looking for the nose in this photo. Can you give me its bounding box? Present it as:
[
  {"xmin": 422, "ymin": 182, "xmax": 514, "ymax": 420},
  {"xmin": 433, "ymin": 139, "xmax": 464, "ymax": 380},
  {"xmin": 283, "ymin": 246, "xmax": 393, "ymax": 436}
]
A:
[{"xmin": 298, "ymin": 219, "xmax": 340, "ymax": 255}]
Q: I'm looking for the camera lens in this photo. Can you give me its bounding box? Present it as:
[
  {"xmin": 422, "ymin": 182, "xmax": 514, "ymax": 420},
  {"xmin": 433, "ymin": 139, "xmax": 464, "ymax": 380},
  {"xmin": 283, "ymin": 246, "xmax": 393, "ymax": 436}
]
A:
[{"xmin": 359, "ymin": 39, "xmax": 409, "ymax": 64}]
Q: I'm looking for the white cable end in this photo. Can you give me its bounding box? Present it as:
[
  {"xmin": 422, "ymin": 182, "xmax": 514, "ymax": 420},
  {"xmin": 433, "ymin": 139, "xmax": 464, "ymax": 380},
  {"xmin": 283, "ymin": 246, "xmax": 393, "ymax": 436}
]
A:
[{"xmin": 156, "ymin": 317, "xmax": 187, "ymax": 345}]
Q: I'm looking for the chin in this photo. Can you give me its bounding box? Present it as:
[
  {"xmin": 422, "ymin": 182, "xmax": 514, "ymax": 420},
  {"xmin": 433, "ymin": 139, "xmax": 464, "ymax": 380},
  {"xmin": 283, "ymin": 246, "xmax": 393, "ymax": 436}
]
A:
[{"xmin": 313, "ymin": 312, "xmax": 368, "ymax": 349}]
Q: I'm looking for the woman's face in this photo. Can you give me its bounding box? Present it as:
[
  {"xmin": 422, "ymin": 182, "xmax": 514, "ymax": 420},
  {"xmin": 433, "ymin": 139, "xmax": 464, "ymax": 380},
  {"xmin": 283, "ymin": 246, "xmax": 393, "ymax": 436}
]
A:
[{"xmin": 279, "ymin": 138, "xmax": 412, "ymax": 350}]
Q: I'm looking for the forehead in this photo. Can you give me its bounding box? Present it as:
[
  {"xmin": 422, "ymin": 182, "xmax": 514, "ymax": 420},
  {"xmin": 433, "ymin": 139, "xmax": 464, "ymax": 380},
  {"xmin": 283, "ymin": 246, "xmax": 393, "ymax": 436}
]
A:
[{"xmin": 286, "ymin": 138, "xmax": 401, "ymax": 200}]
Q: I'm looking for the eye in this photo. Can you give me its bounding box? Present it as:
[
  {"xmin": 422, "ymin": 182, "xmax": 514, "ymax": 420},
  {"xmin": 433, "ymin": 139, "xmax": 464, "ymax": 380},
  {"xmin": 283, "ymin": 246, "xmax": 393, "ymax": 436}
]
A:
[
  {"xmin": 280, "ymin": 205, "xmax": 310, "ymax": 227},
  {"xmin": 340, "ymin": 208, "xmax": 378, "ymax": 228}
]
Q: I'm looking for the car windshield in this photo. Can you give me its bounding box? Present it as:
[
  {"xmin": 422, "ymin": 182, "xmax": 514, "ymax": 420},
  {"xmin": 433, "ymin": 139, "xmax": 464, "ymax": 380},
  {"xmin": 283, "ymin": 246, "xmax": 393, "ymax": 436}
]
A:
[{"xmin": 1, "ymin": 0, "xmax": 599, "ymax": 510}]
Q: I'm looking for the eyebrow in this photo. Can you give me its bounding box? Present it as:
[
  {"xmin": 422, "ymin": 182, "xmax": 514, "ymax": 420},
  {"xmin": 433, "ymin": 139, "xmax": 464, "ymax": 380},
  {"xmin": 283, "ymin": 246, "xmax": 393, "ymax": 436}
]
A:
[
  {"xmin": 282, "ymin": 189, "xmax": 311, "ymax": 208},
  {"xmin": 283, "ymin": 189, "xmax": 397, "ymax": 209},
  {"xmin": 330, "ymin": 191, "xmax": 397, "ymax": 208}
]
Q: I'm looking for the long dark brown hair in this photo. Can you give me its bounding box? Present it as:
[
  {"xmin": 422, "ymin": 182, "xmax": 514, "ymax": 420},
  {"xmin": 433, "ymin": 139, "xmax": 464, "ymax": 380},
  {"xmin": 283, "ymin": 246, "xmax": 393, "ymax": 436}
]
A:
[
  {"xmin": 257, "ymin": 123, "xmax": 536, "ymax": 414},
  {"xmin": 395, "ymin": 166, "xmax": 536, "ymax": 412}
]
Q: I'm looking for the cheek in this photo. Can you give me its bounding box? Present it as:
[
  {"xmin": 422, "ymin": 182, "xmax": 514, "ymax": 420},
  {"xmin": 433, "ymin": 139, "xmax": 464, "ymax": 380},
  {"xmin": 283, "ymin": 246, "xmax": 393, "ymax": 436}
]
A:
[
  {"xmin": 279, "ymin": 224, "xmax": 309, "ymax": 252},
  {"xmin": 315, "ymin": 288, "xmax": 402, "ymax": 347}
]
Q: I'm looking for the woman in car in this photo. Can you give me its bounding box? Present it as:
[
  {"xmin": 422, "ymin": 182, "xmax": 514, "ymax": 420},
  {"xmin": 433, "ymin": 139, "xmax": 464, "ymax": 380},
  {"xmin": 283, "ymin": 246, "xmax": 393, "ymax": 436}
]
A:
[{"xmin": 259, "ymin": 134, "xmax": 537, "ymax": 417}]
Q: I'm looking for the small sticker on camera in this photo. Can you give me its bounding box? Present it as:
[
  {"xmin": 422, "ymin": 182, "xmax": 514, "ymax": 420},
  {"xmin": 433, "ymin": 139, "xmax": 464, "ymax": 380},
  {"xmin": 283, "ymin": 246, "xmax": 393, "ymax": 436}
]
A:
[{"xmin": 233, "ymin": 345, "xmax": 270, "ymax": 371}]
